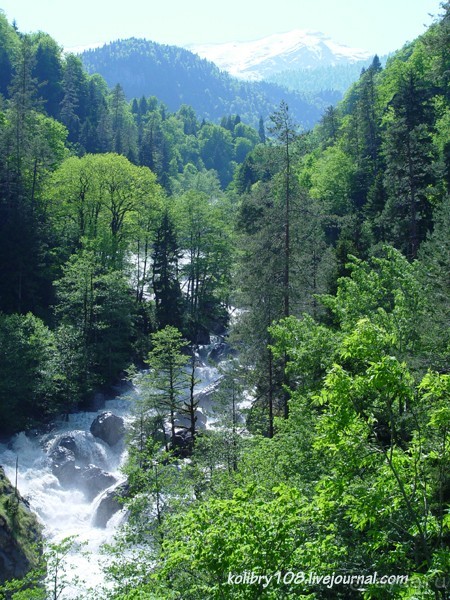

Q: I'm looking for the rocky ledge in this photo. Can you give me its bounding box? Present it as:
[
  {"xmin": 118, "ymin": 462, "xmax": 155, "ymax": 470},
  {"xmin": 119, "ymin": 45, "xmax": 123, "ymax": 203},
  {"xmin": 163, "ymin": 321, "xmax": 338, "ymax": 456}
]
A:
[{"xmin": 0, "ymin": 466, "xmax": 43, "ymax": 583}]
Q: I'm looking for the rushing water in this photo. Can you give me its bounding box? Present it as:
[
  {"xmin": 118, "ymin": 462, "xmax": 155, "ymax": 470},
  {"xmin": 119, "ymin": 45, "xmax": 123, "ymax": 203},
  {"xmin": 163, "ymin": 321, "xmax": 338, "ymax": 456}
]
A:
[{"xmin": 0, "ymin": 339, "xmax": 224, "ymax": 597}]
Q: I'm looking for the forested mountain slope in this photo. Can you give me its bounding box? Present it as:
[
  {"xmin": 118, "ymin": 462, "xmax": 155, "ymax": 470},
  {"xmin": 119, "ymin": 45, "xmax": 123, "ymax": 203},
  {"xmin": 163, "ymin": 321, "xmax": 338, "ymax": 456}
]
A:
[
  {"xmin": 267, "ymin": 55, "xmax": 388, "ymax": 96},
  {"xmin": 79, "ymin": 38, "xmax": 326, "ymax": 128}
]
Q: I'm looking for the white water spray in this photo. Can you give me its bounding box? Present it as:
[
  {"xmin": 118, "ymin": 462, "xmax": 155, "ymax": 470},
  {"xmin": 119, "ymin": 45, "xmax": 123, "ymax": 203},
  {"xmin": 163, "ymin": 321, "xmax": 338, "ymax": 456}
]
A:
[{"xmin": 0, "ymin": 339, "xmax": 225, "ymax": 597}]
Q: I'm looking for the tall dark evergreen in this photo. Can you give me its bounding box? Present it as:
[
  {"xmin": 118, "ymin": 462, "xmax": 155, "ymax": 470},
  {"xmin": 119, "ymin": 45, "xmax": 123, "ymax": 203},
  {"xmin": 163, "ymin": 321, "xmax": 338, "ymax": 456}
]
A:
[
  {"xmin": 32, "ymin": 33, "xmax": 64, "ymax": 119},
  {"xmin": 0, "ymin": 13, "xmax": 18, "ymax": 98},
  {"xmin": 0, "ymin": 36, "xmax": 43, "ymax": 314},
  {"xmin": 381, "ymin": 69, "xmax": 436, "ymax": 258},
  {"xmin": 152, "ymin": 210, "xmax": 184, "ymax": 331},
  {"xmin": 258, "ymin": 115, "xmax": 266, "ymax": 143},
  {"xmin": 60, "ymin": 54, "xmax": 83, "ymax": 142},
  {"xmin": 268, "ymin": 101, "xmax": 298, "ymax": 321}
]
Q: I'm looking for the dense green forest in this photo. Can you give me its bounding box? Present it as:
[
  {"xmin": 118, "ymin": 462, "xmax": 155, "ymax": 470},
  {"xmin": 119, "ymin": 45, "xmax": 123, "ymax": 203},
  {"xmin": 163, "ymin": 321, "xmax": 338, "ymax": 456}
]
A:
[
  {"xmin": 0, "ymin": 3, "xmax": 449, "ymax": 599},
  {"xmin": 79, "ymin": 38, "xmax": 331, "ymax": 129},
  {"xmin": 267, "ymin": 55, "xmax": 388, "ymax": 96}
]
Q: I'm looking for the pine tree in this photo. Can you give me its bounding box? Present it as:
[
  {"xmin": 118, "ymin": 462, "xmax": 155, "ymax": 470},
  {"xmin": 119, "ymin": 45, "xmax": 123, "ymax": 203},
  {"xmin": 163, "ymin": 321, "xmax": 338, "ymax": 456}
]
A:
[
  {"xmin": 258, "ymin": 116, "xmax": 266, "ymax": 144},
  {"xmin": 152, "ymin": 210, "xmax": 185, "ymax": 331},
  {"xmin": 143, "ymin": 326, "xmax": 190, "ymax": 447},
  {"xmin": 382, "ymin": 70, "xmax": 435, "ymax": 258},
  {"xmin": 268, "ymin": 101, "xmax": 298, "ymax": 320},
  {"xmin": 60, "ymin": 54, "xmax": 82, "ymax": 142}
]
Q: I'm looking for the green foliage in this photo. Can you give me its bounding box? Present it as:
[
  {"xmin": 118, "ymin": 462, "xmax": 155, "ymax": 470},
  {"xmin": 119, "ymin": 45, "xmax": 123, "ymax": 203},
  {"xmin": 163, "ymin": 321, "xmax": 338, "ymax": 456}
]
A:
[
  {"xmin": 135, "ymin": 326, "xmax": 189, "ymax": 446},
  {"xmin": 0, "ymin": 313, "xmax": 58, "ymax": 431},
  {"xmin": 156, "ymin": 485, "xmax": 308, "ymax": 599},
  {"xmin": 309, "ymin": 143, "xmax": 356, "ymax": 215},
  {"xmin": 175, "ymin": 191, "xmax": 233, "ymax": 341},
  {"xmin": 1, "ymin": 10, "xmax": 450, "ymax": 599},
  {"xmin": 151, "ymin": 210, "xmax": 184, "ymax": 331},
  {"xmin": 79, "ymin": 38, "xmax": 322, "ymax": 130},
  {"xmin": 54, "ymin": 249, "xmax": 135, "ymax": 390},
  {"xmin": 0, "ymin": 536, "xmax": 87, "ymax": 600},
  {"xmin": 46, "ymin": 153, "xmax": 162, "ymax": 268}
]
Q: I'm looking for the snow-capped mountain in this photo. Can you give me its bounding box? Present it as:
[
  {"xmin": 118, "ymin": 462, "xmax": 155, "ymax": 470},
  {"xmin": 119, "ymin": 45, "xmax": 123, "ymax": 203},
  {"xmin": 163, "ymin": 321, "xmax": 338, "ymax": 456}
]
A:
[{"xmin": 188, "ymin": 30, "xmax": 372, "ymax": 81}]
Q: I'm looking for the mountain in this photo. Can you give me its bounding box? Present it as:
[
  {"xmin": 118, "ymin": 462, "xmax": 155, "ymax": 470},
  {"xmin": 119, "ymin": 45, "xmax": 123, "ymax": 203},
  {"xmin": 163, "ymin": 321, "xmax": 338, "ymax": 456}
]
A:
[
  {"xmin": 188, "ymin": 30, "xmax": 372, "ymax": 81},
  {"xmin": 267, "ymin": 56, "xmax": 388, "ymax": 95},
  {"xmin": 79, "ymin": 38, "xmax": 326, "ymax": 130}
]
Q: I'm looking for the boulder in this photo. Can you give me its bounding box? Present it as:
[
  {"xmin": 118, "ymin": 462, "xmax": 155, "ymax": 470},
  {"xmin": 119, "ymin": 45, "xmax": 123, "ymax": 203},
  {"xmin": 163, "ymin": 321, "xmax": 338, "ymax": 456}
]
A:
[
  {"xmin": 79, "ymin": 465, "xmax": 117, "ymax": 500},
  {"xmin": 90, "ymin": 412, "xmax": 125, "ymax": 446},
  {"xmin": 57, "ymin": 434, "xmax": 78, "ymax": 455},
  {"xmin": 170, "ymin": 429, "xmax": 194, "ymax": 458},
  {"xmin": 93, "ymin": 482, "xmax": 129, "ymax": 528},
  {"xmin": 49, "ymin": 445, "xmax": 81, "ymax": 487},
  {"xmin": 51, "ymin": 432, "xmax": 99, "ymax": 465},
  {"xmin": 208, "ymin": 341, "xmax": 233, "ymax": 363},
  {"xmin": 48, "ymin": 433, "xmax": 110, "ymax": 486},
  {"xmin": 174, "ymin": 410, "xmax": 207, "ymax": 431}
]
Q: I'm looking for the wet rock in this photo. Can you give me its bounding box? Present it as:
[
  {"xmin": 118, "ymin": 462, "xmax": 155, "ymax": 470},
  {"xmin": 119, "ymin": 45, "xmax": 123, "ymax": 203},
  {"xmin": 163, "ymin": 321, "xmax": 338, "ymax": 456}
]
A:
[
  {"xmin": 49, "ymin": 445, "xmax": 80, "ymax": 486},
  {"xmin": 48, "ymin": 433, "xmax": 108, "ymax": 486},
  {"xmin": 57, "ymin": 434, "xmax": 78, "ymax": 455},
  {"xmin": 93, "ymin": 482, "xmax": 129, "ymax": 528},
  {"xmin": 170, "ymin": 429, "xmax": 194, "ymax": 458},
  {"xmin": 195, "ymin": 379, "xmax": 222, "ymax": 411},
  {"xmin": 174, "ymin": 410, "xmax": 207, "ymax": 431},
  {"xmin": 51, "ymin": 433, "xmax": 92, "ymax": 464},
  {"xmin": 90, "ymin": 412, "xmax": 125, "ymax": 446},
  {"xmin": 79, "ymin": 465, "xmax": 116, "ymax": 500},
  {"xmin": 208, "ymin": 341, "xmax": 233, "ymax": 363}
]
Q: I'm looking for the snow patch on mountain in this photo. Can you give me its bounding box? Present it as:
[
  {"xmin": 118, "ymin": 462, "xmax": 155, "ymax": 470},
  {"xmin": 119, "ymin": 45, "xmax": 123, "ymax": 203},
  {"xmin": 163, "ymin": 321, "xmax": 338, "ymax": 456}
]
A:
[{"xmin": 188, "ymin": 30, "xmax": 372, "ymax": 81}]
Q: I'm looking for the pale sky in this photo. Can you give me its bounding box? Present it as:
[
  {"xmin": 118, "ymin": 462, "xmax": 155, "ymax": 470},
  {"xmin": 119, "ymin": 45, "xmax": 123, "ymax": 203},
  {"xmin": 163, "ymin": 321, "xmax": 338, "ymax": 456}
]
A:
[{"xmin": 0, "ymin": 0, "xmax": 444, "ymax": 56}]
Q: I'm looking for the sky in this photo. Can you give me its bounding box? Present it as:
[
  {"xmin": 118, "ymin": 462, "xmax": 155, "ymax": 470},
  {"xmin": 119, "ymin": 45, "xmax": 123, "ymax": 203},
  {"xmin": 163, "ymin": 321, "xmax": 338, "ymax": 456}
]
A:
[{"xmin": 0, "ymin": 0, "xmax": 444, "ymax": 55}]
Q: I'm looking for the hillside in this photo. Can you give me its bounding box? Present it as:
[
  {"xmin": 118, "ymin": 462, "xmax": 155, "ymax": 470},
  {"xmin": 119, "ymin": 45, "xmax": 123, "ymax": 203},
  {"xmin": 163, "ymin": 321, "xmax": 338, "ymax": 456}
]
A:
[
  {"xmin": 79, "ymin": 38, "xmax": 325, "ymax": 129},
  {"xmin": 266, "ymin": 57, "xmax": 388, "ymax": 96}
]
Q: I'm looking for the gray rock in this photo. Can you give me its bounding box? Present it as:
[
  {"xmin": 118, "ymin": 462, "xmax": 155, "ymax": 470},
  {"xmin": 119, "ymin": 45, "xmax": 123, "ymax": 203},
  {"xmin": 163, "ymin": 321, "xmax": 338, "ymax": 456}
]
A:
[
  {"xmin": 174, "ymin": 410, "xmax": 207, "ymax": 430},
  {"xmin": 49, "ymin": 445, "xmax": 80, "ymax": 486},
  {"xmin": 57, "ymin": 434, "xmax": 78, "ymax": 455},
  {"xmin": 51, "ymin": 433, "xmax": 96, "ymax": 465},
  {"xmin": 79, "ymin": 465, "xmax": 116, "ymax": 500},
  {"xmin": 93, "ymin": 482, "xmax": 129, "ymax": 528},
  {"xmin": 171, "ymin": 429, "xmax": 194, "ymax": 458},
  {"xmin": 208, "ymin": 341, "xmax": 233, "ymax": 363},
  {"xmin": 90, "ymin": 412, "xmax": 125, "ymax": 446}
]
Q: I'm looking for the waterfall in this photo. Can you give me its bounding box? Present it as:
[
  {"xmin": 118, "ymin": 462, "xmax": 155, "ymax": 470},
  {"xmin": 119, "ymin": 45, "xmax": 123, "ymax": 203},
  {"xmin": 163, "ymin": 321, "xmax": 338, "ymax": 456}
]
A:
[{"xmin": 0, "ymin": 338, "xmax": 226, "ymax": 597}]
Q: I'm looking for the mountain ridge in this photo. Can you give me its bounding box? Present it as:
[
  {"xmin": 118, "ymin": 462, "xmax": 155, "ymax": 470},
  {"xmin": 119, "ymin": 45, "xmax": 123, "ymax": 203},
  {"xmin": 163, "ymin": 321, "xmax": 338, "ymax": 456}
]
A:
[
  {"xmin": 187, "ymin": 29, "xmax": 373, "ymax": 81},
  {"xmin": 79, "ymin": 37, "xmax": 329, "ymax": 129}
]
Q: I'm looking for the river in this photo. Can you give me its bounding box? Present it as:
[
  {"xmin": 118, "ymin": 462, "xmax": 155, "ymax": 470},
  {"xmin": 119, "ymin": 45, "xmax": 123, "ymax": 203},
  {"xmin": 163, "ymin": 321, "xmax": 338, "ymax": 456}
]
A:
[{"xmin": 0, "ymin": 339, "xmax": 225, "ymax": 597}]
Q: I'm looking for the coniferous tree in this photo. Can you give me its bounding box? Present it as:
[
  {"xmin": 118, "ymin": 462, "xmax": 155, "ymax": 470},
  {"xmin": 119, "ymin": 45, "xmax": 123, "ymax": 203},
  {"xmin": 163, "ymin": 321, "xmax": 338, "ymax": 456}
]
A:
[
  {"xmin": 141, "ymin": 326, "xmax": 190, "ymax": 447},
  {"xmin": 381, "ymin": 70, "xmax": 435, "ymax": 258},
  {"xmin": 32, "ymin": 33, "xmax": 64, "ymax": 119},
  {"xmin": 152, "ymin": 210, "xmax": 184, "ymax": 331},
  {"xmin": 0, "ymin": 13, "xmax": 18, "ymax": 97},
  {"xmin": 268, "ymin": 101, "xmax": 298, "ymax": 320},
  {"xmin": 60, "ymin": 54, "xmax": 83, "ymax": 142},
  {"xmin": 0, "ymin": 35, "xmax": 58, "ymax": 315}
]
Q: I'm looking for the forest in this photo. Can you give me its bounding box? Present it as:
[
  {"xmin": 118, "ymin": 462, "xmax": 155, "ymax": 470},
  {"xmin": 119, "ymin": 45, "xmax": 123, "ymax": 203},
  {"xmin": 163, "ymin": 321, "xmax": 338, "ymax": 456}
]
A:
[
  {"xmin": 0, "ymin": 3, "xmax": 449, "ymax": 599},
  {"xmin": 79, "ymin": 38, "xmax": 329, "ymax": 129}
]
